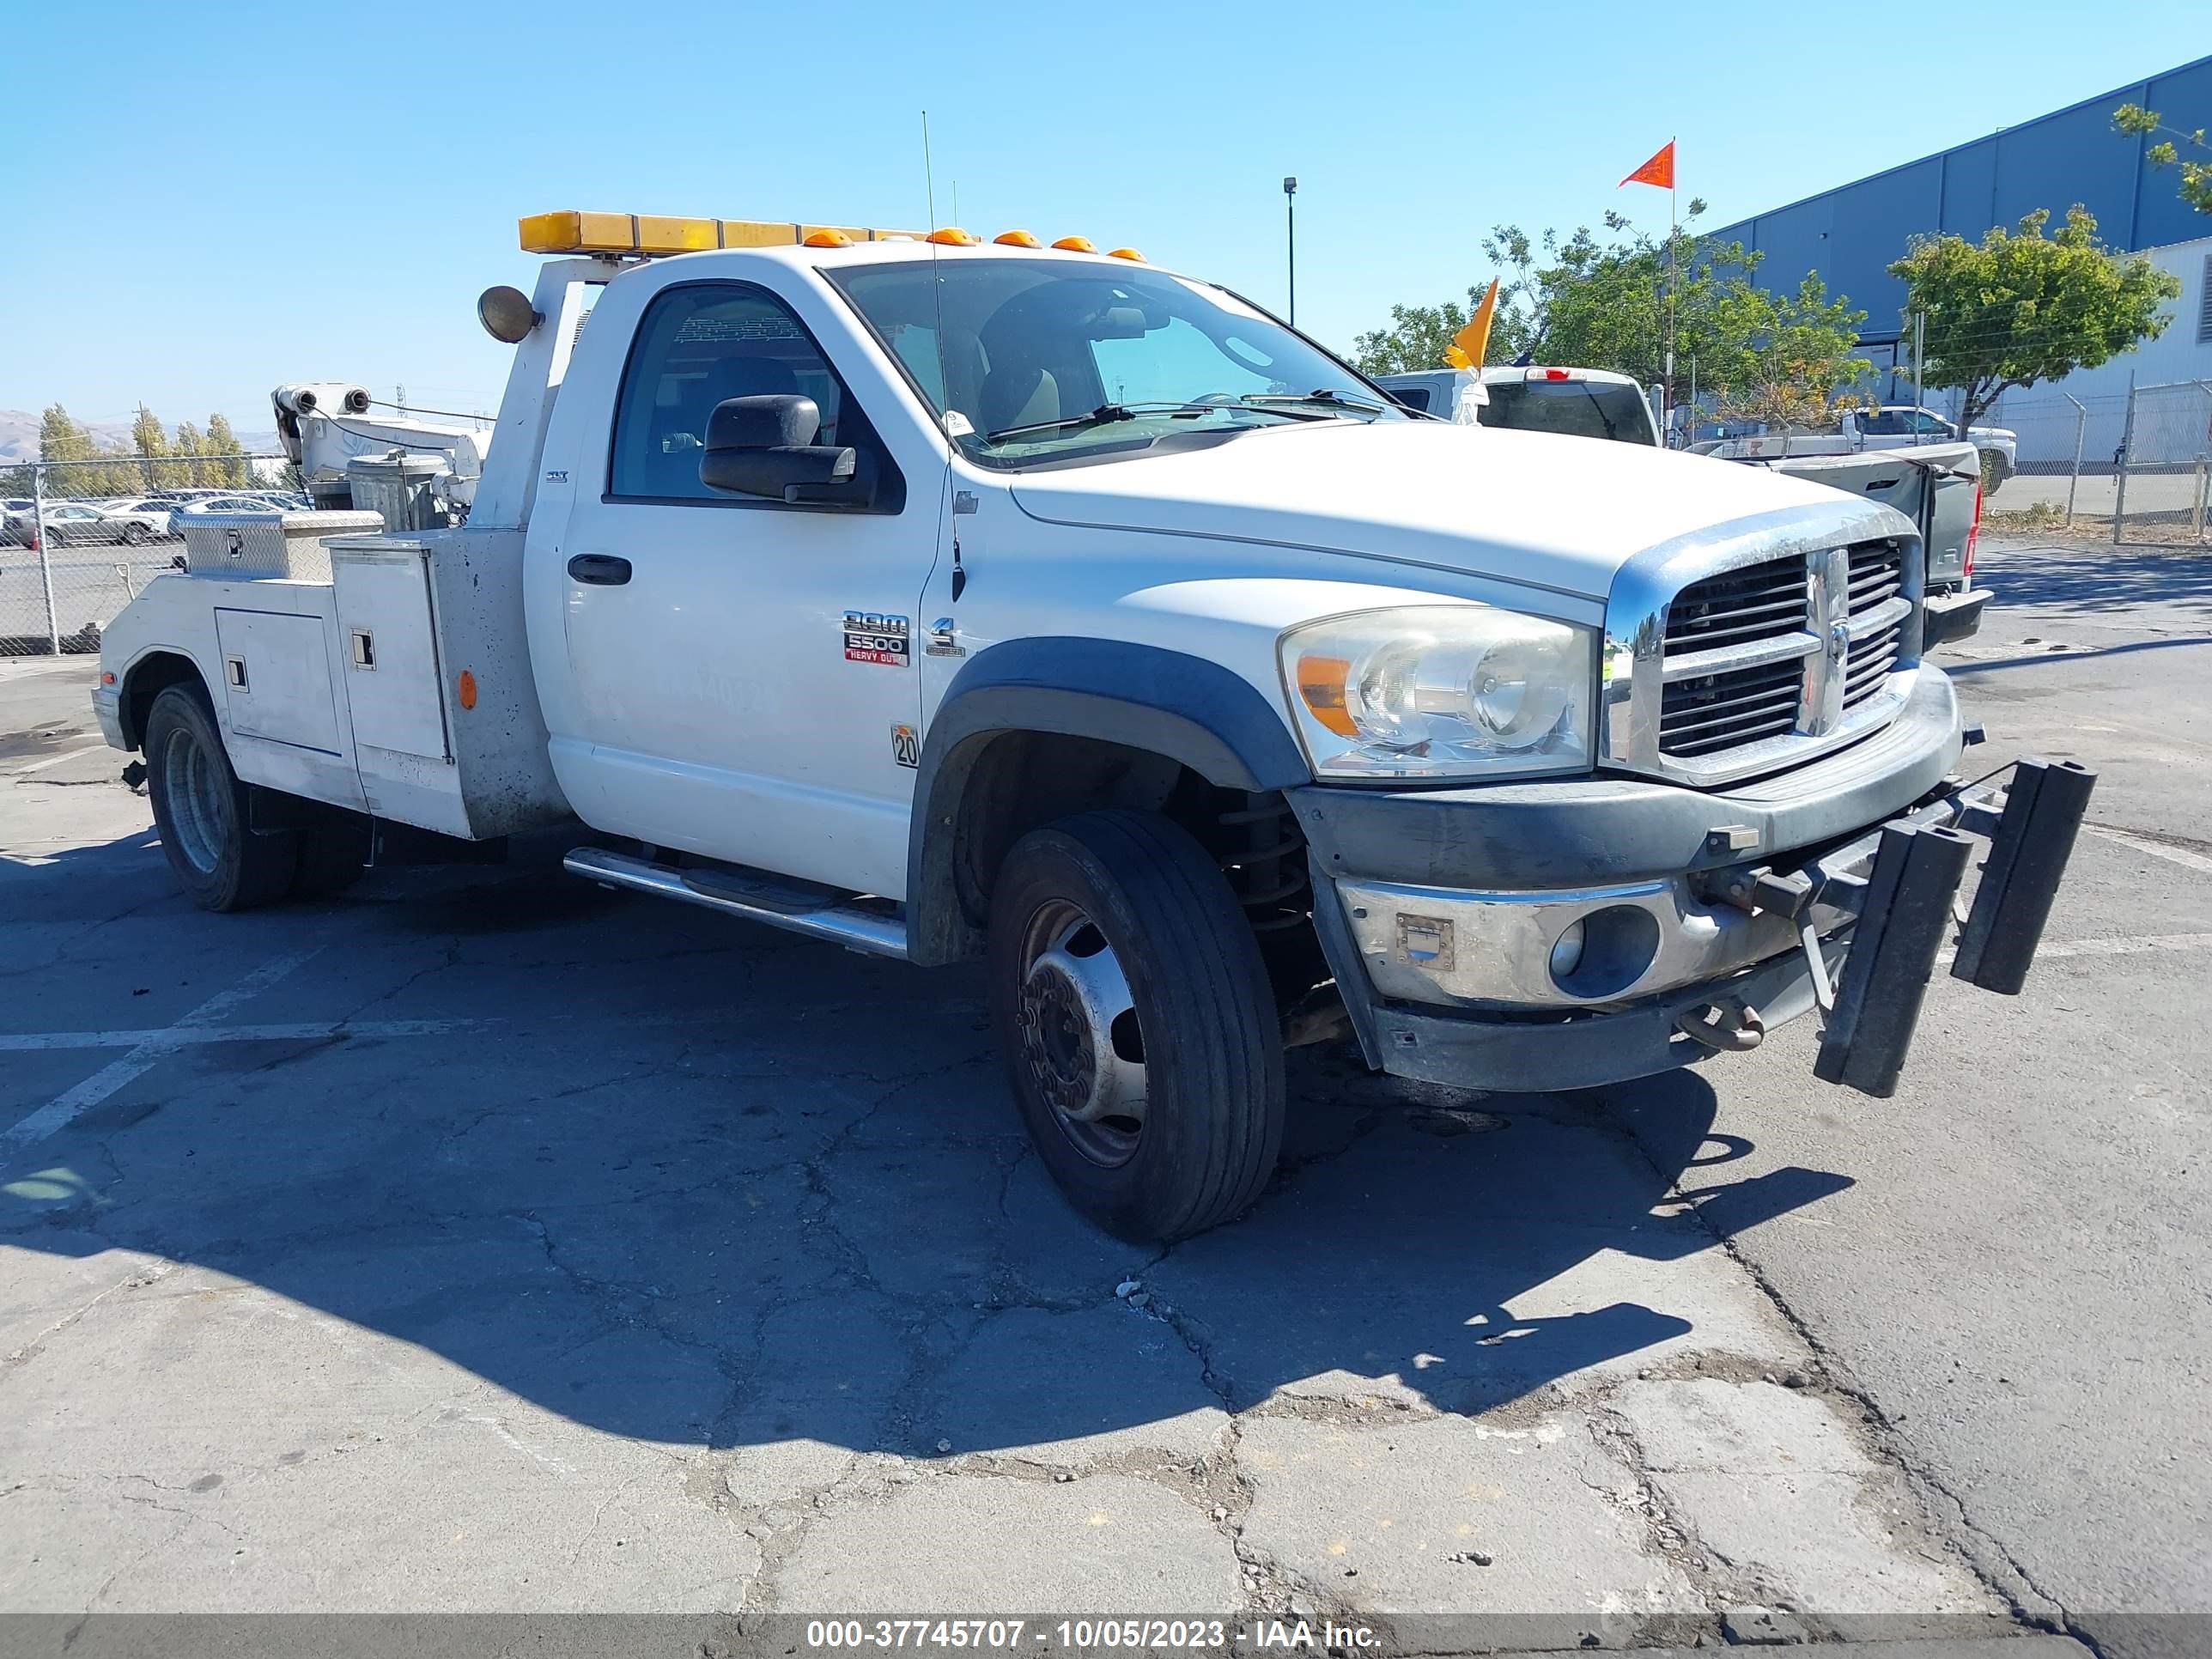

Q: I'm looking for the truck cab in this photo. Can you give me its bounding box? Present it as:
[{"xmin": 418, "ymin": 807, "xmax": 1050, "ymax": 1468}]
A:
[{"xmin": 91, "ymin": 213, "xmax": 2093, "ymax": 1243}]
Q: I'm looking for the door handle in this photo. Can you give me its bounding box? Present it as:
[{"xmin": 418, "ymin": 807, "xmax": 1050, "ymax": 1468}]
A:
[{"xmin": 568, "ymin": 553, "xmax": 632, "ymax": 586}]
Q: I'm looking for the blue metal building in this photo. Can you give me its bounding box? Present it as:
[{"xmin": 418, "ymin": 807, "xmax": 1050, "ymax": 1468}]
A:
[{"xmin": 1709, "ymin": 53, "xmax": 2212, "ymax": 349}]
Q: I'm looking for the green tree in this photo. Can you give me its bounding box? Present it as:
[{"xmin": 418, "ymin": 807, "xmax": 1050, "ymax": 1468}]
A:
[
  {"xmin": 35, "ymin": 404, "xmax": 136, "ymax": 497},
  {"xmin": 1353, "ymin": 204, "xmax": 1869, "ymax": 426},
  {"xmin": 204, "ymin": 413, "xmax": 248, "ymax": 487},
  {"xmin": 1707, "ymin": 274, "xmax": 1873, "ymax": 428},
  {"xmin": 1889, "ymin": 206, "xmax": 2183, "ymax": 426},
  {"xmin": 2114, "ymin": 104, "xmax": 2212, "ymax": 215},
  {"xmin": 130, "ymin": 404, "xmax": 169, "ymax": 490},
  {"xmin": 1351, "ymin": 289, "xmax": 1493, "ymax": 376},
  {"xmin": 173, "ymin": 419, "xmax": 207, "ymax": 489}
]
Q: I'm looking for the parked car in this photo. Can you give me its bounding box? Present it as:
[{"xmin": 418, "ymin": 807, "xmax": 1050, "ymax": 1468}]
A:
[
  {"xmin": 1477, "ymin": 366, "xmax": 1662, "ymax": 445},
  {"xmin": 1370, "ymin": 368, "xmax": 1488, "ymax": 422},
  {"xmin": 105, "ymin": 498, "xmax": 185, "ymax": 538},
  {"xmin": 171, "ymin": 495, "xmax": 292, "ymax": 517},
  {"xmin": 9, "ymin": 502, "xmax": 156, "ymax": 546}
]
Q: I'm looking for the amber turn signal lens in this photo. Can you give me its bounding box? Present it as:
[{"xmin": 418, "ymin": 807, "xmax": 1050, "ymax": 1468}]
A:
[
  {"xmin": 1295, "ymin": 653, "xmax": 1358, "ymax": 738},
  {"xmin": 802, "ymin": 229, "xmax": 853, "ymax": 247},
  {"xmin": 925, "ymin": 227, "xmax": 981, "ymax": 246},
  {"xmin": 456, "ymin": 670, "xmax": 478, "ymax": 711},
  {"xmin": 1051, "ymin": 235, "xmax": 1097, "ymax": 252},
  {"xmin": 1107, "ymin": 246, "xmax": 1145, "ymax": 262},
  {"xmin": 994, "ymin": 229, "xmax": 1042, "ymax": 247}
]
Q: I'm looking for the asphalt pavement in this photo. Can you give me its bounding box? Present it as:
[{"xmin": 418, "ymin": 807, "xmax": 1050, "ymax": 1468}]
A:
[{"xmin": 0, "ymin": 536, "xmax": 2202, "ymax": 1657}]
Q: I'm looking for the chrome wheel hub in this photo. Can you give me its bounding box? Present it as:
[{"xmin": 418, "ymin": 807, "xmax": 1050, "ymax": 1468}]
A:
[
  {"xmin": 160, "ymin": 726, "xmax": 229, "ymax": 876},
  {"xmin": 1016, "ymin": 904, "xmax": 1147, "ymax": 1166}
]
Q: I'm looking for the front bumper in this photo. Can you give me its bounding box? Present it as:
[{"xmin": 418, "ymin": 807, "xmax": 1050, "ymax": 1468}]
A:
[{"xmin": 1291, "ymin": 670, "xmax": 2094, "ymax": 1097}]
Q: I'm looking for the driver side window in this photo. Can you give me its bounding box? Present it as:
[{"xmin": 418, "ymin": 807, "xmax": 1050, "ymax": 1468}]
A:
[{"xmin": 610, "ymin": 284, "xmax": 846, "ymax": 501}]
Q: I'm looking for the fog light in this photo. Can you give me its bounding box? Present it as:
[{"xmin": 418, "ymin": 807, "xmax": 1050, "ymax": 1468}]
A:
[{"xmin": 1549, "ymin": 919, "xmax": 1587, "ymax": 981}]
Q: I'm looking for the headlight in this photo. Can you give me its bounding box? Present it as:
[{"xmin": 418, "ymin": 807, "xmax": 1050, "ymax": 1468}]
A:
[{"xmin": 1279, "ymin": 605, "xmax": 1595, "ymax": 780}]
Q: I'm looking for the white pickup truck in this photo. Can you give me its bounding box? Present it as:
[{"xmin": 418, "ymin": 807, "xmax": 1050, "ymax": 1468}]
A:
[
  {"xmin": 1696, "ymin": 405, "xmax": 2020, "ymax": 488},
  {"xmin": 92, "ymin": 212, "xmax": 2094, "ymax": 1241}
]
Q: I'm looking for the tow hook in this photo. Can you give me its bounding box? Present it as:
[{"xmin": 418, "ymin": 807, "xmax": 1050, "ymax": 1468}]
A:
[{"xmin": 1674, "ymin": 998, "xmax": 1765, "ymax": 1053}]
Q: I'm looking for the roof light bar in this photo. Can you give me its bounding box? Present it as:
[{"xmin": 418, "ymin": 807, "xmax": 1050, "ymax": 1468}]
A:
[{"xmin": 518, "ymin": 211, "xmax": 923, "ymax": 255}]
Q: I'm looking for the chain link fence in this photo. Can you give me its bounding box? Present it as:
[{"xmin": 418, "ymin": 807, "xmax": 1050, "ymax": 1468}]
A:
[
  {"xmin": 0, "ymin": 454, "xmax": 301, "ymax": 655},
  {"xmin": 2114, "ymin": 380, "xmax": 2212, "ymax": 544}
]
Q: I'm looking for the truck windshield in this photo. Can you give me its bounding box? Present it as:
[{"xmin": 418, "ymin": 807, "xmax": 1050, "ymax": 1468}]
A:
[
  {"xmin": 827, "ymin": 258, "xmax": 1403, "ymax": 466},
  {"xmin": 1480, "ymin": 380, "xmax": 1656, "ymax": 446}
]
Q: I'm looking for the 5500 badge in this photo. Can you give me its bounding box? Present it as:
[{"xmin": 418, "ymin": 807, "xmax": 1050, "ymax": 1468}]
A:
[{"xmin": 843, "ymin": 611, "xmax": 910, "ymax": 667}]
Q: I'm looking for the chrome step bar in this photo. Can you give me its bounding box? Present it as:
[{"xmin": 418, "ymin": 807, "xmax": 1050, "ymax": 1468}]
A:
[{"xmin": 562, "ymin": 846, "xmax": 909, "ymax": 960}]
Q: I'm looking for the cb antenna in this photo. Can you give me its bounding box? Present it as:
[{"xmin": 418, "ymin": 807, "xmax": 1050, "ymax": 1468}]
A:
[{"xmin": 921, "ymin": 109, "xmax": 937, "ymax": 225}]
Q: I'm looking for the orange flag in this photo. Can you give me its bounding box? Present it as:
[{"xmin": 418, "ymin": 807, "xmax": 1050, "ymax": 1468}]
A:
[
  {"xmin": 1620, "ymin": 140, "xmax": 1675, "ymax": 190},
  {"xmin": 1443, "ymin": 278, "xmax": 1500, "ymax": 369}
]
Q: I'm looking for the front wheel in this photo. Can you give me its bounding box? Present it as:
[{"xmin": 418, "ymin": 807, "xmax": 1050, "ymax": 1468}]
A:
[
  {"xmin": 143, "ymin": 683, "xmax": 298, "ymax": 910},
  {"xmin": 989, "ymin": 810, "xmax": 1285, "ymax": 1243}
]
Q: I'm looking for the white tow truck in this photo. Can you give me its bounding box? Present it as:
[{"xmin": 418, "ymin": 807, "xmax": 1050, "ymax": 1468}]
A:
[{"xmin": 93, "ymin": 210, "xmax": 2095, "ymax": 1241}]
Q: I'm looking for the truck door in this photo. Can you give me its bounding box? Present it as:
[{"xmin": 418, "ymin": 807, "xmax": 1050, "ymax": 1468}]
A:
[{"xmin": 547, "ymin": 276, "xmax": 929, "ymax": 899}]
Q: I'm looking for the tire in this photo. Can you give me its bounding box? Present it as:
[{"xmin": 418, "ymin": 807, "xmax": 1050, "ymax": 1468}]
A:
[
  {"xmin": 1981, "ymin": 450, "xmax": 2012, "ymax": 493},
  {"xmin": 143, "ymin": 683, "xmax": 297, "ymax": 911},
  {"xmin": 988, "ymin": 809, "xmax": 1285, "ymax": 1243},
  {"xmin": 122, "ymin": 523, "xmax": 146, "ymax": 546}
]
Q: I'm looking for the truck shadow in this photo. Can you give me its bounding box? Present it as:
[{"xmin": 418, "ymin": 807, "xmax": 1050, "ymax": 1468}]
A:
[{"xmin": 0, "ymin": 833, "xmax": 1855, "ymax": 1462}]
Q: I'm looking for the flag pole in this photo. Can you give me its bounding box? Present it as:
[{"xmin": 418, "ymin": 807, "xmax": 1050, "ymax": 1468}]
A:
[{"xmin": 1665, "ymin": 140, "xmax": 1677, "ymax": 428}]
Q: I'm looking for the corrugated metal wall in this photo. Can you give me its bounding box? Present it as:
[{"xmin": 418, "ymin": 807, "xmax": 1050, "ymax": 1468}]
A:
[{"xmin": 1711, "ymin": 54, "xmax": 2212, "ymax": 336}]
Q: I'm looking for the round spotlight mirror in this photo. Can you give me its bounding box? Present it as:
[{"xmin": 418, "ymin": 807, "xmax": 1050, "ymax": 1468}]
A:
[{"xmin": 477, "ymin": 285, "xmax": 541, "ymax": 344}]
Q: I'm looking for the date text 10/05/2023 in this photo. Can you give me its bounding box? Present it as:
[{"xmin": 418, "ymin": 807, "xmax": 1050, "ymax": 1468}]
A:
[{"xmin": 802, "ymin": 1619, "xmax": 1382, "ymax": 1651}]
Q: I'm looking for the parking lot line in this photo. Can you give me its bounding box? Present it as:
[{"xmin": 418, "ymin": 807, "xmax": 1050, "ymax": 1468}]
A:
[
  {"xmin": 2086, "ymin": 824, "xmax": 2212, "ymax": 878},
  {"xmin": 0, "ymin": 1017, "xmax": 486, "ymax": 1053},
  {"xmin": 0, "ymin": 947, "xmax": 319, "ymax": 1157},
  {"xmin": 7, "ymin": 744, "xmax": 110, "ymax": 777}
]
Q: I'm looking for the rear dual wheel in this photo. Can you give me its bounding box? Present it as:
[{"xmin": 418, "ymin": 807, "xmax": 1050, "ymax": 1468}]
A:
[
  {"xmin": 143, "ymin": 683, "xmax": 365, "ymax": 910},
  {"xmin": 989, "ymin": 810, "xmax": 1285, "ymax": 1243}
]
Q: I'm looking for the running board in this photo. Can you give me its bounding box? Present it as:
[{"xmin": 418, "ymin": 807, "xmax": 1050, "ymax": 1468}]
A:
[{"xmin": 562, "ymin": 847, "xmax": 909, "ymax": 960}]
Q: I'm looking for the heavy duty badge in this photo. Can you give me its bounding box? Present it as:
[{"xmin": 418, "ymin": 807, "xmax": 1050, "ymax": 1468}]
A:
[{"xmin": 842, "ymin": 611, "xmax": 909, "ymax": 666}]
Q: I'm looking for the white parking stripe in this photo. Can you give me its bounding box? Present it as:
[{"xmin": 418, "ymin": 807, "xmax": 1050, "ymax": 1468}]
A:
[
  {"xmin": 7, "ymin": 744, "xmax": 110, "ymax": 777},
  {"xmin": 1936, "ymin": 932, "xmax": 2212, "ymax": 968},
  {"xmin": 0, "ymin": 949, "xmax": 319, "ymax": 1156},
  {"xmin": 2086, "ymin": 824, "xmax": 2212, "ymax": 878},
  {"xmin": 0, "ymin": 1018, "xmax": 483, "ymax": 1053}
]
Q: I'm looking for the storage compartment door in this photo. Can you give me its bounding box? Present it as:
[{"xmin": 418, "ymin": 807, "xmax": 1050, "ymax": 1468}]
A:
[
  {"xmin": 212, "ymin": 608, "xmax": 343, "ymax": 753},
  {"xmin": 333, "ymin": 552, "xmax": 451, "ymax": 761}
]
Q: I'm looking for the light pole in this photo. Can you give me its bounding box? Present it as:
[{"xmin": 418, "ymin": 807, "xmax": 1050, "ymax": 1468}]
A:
[{"xmin": 1283, "ymin": 176, "xmax": 1297, "ymax": 327}]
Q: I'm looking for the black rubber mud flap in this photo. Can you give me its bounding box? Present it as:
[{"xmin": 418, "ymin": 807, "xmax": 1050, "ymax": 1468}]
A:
[
  {"xmin": 1950, "ymin": 758, "xmax": 2097, "ymax": 994},
  {"xmin": 1814, "ymin": 823, "xmax": 1975, "ymax": 1098}
]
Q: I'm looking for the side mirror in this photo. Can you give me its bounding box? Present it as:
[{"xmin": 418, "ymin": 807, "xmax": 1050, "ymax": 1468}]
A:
[{"xmin": 699, "ymin": 394, "xmax": 866, "ymax": 504}]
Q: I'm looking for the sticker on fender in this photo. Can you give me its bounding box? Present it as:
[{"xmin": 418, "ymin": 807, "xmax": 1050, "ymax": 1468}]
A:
[{"xmin": 843, "ymin": 611, "xmax": 909, "ymax": 666}]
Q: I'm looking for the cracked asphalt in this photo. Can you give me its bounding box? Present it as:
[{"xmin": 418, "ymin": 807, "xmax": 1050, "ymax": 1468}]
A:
[{"xmin": 1, "ymin": 537, "xmax": 2203, "ymax": 1658}]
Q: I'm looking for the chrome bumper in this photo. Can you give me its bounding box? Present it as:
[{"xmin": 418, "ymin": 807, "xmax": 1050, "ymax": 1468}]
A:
[{"xmin": 1334, "ymin": 873, "xmax": 1832, "ymax": 1012}]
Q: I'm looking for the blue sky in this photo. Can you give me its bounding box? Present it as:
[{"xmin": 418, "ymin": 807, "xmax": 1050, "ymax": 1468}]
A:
[{"xmin": 2, "ymin": 0, "xmax": 2199, "ymax": 434}]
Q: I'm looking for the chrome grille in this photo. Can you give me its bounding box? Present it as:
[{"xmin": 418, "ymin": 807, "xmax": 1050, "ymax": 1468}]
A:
[
  {"xmin": 1658, "ymin": 552, "xmax": 1810, "ymax": 755},
  {"xmin": 1601, "ymin": 505, "xmax": 1926, "ymax": 787}
]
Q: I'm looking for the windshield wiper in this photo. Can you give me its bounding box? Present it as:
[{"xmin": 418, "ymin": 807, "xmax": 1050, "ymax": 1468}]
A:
[
  {"xmin": 1241, "ymin": 388, "xmax": 1437, "ymax": 421},
  {"xmin": 983, "ymin": 399, "xmax": 1322, "ymax": 444}
]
